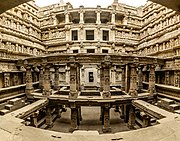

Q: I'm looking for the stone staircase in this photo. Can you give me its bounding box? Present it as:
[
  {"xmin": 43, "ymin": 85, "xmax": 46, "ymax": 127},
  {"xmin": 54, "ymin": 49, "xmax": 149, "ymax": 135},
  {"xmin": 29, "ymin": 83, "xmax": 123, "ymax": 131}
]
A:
[
  {"xmin": 0, "ymin": 97, "xmax": 27, "ymax": 115},
  {"xmin": 157, "ymin": 98, "xmax": 180, "ymax": 113}
]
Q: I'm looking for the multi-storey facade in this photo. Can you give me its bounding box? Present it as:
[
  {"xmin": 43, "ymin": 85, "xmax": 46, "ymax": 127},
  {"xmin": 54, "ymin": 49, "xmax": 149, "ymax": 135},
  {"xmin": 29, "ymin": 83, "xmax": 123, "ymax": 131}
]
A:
[
  {"xmin": 0, "ymin": 0, "xmax": 179, "ymax": 89},
  {"xmin": 1, "ymin": 0, "xmax": 180, "ymax": 138}
]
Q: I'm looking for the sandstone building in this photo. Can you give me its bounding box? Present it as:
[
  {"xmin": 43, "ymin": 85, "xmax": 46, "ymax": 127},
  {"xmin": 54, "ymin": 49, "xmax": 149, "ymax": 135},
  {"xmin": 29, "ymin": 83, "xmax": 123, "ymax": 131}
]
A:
[{"xmin": 0, "ymin": 0, "xmax": 180, "ymax": 140}]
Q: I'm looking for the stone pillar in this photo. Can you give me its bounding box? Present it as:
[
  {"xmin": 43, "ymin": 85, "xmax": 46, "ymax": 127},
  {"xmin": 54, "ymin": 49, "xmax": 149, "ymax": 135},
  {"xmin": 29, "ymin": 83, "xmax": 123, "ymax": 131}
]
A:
[
  {"xmin": 137, "ymin": 65, "xmax": 143, "ymax": 92},
  {"xmin": 69, "ymin": 62, "xmax": 78, "ymax": 98},
  {"xmin": 124, "ymin": 105, "xmax": 130, "ymax": 123},
  {"xmin": 76, "ymin": 65, "xmax": 81, "ymax": 91},
  {"xmin": 121, "ymin": 64, "xmax": 125, "ymax": 91},
  {"xmin": 125, "ymin": 64, "xmax": 130, "ymax": 93},
  {"xmin": 96, "ymin": 7, "xmax": 101, "ymax": 24},
  {"xmin": 25, "ymin": 66, "xmax": 34, "ymax": 95},
  {"xmin": 55, "ymin": 105, "xmax": 61, "ymax": 118},
  {"xmin": 129, "ymin": 64, "xmax": 138, "ymax": 96},
  {"xmin": 102, "ymin": 104, "xmax": 111, "ymax": 133},
  {"xmin": 43, "ymin": 65, "xmax": 52, "ymax": 95},
  {"xmin": 174, "ymin": 71, "xmax": 180, "ymax": 87},
  {"xmin": 111, "ymin": 12, "xmax": 115, "ymax": 24},
  {"xmin": 128, "ymin": 106, "xmax": 135, "ymax": 129},
  {"xmin": 69, "ymin": 106, "xmax": 78, "ymax": 132},
  {"xmin": 38, "ymin": 66, "xmax": 44, "ymax": 89},
  {"xmin": 148, "ymin": 65, "xmax": 156, "ymax": 95},
  {"xmin": 65, "ymin": 66, "xmax": 70, "ymax": 85},
  {"xmin": 141, "ymin": 112, "xmax": 151, "ymax": 128},
  {"xmin": 30, "ymin": 112, "xmax": 38, "ymax": 127},
  {"xmin": 3, "ymin": 72, "xmax": 10, "ymax": 87},
  {"xmin": 46, "ymin": 106, "xmax": 53, "ymax": 128},
  {"xmin": 13, "ymin": 73, "xmax": 19, "ymax": 86},
  {"xmin": 79, "ymin": 7, "xmax": 84, "ymax": 24},
  {"xmin": 120, "ymin": 105, "xmax": 125, "ymax": 119},
  {"xmin": 54, "ymin": 65, "xmax": 59, "ymax": 90},
  {"xmin": 103, "ymin": 66, "xmax": 111, "ymax": 98},
  {"xmin": 165, "ymin": 71, "xmax": 170, "ymax": 85},
  {"xmin": 65, "ymin": 12, "xmax": 70, "ymax": 24},
  {"xmin": 100, "ymin": 67, "xmax": 104, "ymax": 92},
  {"xmin": 22, "ymin": 72, "xmax": 26, "ymax": 84},
  {"xmin": 77, "ymin": 106, "xmax": 82, "ymax": 122}
]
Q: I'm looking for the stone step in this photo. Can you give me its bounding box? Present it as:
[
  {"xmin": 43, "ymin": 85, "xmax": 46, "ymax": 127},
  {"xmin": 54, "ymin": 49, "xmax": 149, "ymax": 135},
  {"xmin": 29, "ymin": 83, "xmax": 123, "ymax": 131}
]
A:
[
  {"xmin": 5, "ymin": 104, "xmax": 14, "ymax": 110},
  {"xmin": 161, "ymin": 98, "xmax": 175, "ymax": 105},
  {"xmin": 174, "ymin": 109, "xmax": 180, "ymax": 114},
  {"xmin": 0, "ymin": 109, "xmax": 9, "ymax": 115},
  {"xmin": 157, "ymin": 101, "xmax": 162, "ymax": 107},
  {"xmin": 150, "ymin": 118, "xmax": 156, "ymax": 123},
  {"xmin": 169, "ymin": 104, "xmax": 180, "ymax": 112},
  {"xmin": 160, "ymin": 98, "xmax": 175, "ymax": 107},
  {"xmin": 9, "ymin": 98, "xmax": 22, "ymax": 105}
]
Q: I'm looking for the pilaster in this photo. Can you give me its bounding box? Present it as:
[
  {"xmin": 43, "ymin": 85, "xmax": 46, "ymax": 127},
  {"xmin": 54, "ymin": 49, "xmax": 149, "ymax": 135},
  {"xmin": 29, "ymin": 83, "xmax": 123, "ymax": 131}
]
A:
[
  {"xmin": 102, "ymin": 104, "xmax": 111, "ymax": 133},
  {"xmin": 25, "ymin": 65, "xmax": 34, "ymax": 95},
  {"xmin": 129, "ymin": 64, "xmax": 138, "ymax": 96},
  {"xmin": 3, "ymin": 72, "xmax": 10, "ymax": 87},
  {"xmin": 54, "ymin": 65, "xmax": 60, "ymax": 90},
  {"xmin": 138, "ymin": 65, "xmax": 143, "ymax": 92}
]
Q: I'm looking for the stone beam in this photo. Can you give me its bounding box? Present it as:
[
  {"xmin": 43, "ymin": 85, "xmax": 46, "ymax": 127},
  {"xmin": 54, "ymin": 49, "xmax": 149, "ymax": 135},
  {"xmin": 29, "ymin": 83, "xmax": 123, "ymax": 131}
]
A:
[
  {"xmin": 6, "ymin": 99, "xmax": 48, "ymax": 119},
  {"xmin": 150, "ymin": 0, "xmax": 180, "ymax": 13},
  {"xmin": 0, "ymin": 0, "xmax": 31, "ymax": 14},
  {"xmin": 132, "ymin": 100, "xmax": 174, "ymax": 119}
]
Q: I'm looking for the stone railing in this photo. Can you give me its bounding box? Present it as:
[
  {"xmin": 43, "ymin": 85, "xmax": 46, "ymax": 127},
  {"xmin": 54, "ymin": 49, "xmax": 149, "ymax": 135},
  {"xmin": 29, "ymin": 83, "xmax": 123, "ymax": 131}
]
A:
[{"xmin": 143, "ymin": 82, "xmax": 180, "ymax": 98}]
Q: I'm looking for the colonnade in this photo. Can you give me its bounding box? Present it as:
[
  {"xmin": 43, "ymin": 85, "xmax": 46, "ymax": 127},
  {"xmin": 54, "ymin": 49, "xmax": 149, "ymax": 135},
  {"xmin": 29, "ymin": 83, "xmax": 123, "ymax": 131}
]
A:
[{"xmin": 24, "ymin": 57, "xmax": 156, "ymax": 132}]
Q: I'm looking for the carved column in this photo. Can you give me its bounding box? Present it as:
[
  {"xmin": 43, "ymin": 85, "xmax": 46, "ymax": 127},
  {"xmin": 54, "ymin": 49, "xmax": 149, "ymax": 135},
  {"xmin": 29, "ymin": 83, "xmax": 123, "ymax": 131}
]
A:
[
  {"xmin": 38, "ymin": 66, "xmax": 44, "ymax": 89},
  {"xmin": 128, "ymin": 106, "xmax": 135, "ymax": 129},
  {"xmin": 125, "ymin": 64, "xmax": 130, "ymax": 93},
  {"xmin": 69, "ymin": 104, "xmax": 78, "ymax": 132},
  {"xmin": 69, "ymin": 58, "xmax": 78, "ymax": 98},
  {"xmin": 129, "ymin": 64, "xmax": 138, "ymax": 96},
  {"xmin": 25, "ymin": 65, "xmax": 34, "ymax": 94},
  {"xmin": 65, "ymin": 66, "xmax": 70, "ymax": 85},
  {"xmin": 46, "ymin": 106, "xmax": 53, "ymax": 128},
  {"xmin": 54, "ymin": 65, "xmax": 60, "ymax": 90},
  {"xmin": 102, "ymin": 104, "xmax": 111, "ymax": 133},
  {"xmin": 22, "ymin": 72, "xmax": 26, "ymax": 84},
  {"xmin": 3, "ymin": 72, "xmax": 10, "ymax": 87},
  {"xmin": 100, "ymin": 67, "xmax": 104, "ymax": 92},
  {"xmin": 102, "ymin": 65, "xmax": 111, "ymax": 98},
  {"xmin": 137, "ymin": 65, "xmax": 143, "ymax": 92},
  {"xmin": 43, "ymin": 65, "xmax": 52, "ymax": 95},
  {"xmin": 121, "ymin": 64, "xmax": 125, "ymax": 91},
  {"xmin": 148, "ymin": 65, "xmax": 156, "ymax": 95},
  {"xmin": 76, "ymin": 65, "xmax": 81, "ymax": 91}
]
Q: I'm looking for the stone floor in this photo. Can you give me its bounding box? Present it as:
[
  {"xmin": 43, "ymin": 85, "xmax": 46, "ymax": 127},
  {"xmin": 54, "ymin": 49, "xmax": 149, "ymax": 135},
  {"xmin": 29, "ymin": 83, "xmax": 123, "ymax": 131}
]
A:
[{"xmin": 49, "ymin": 106, "xmax": 130, "ymax": 134}]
